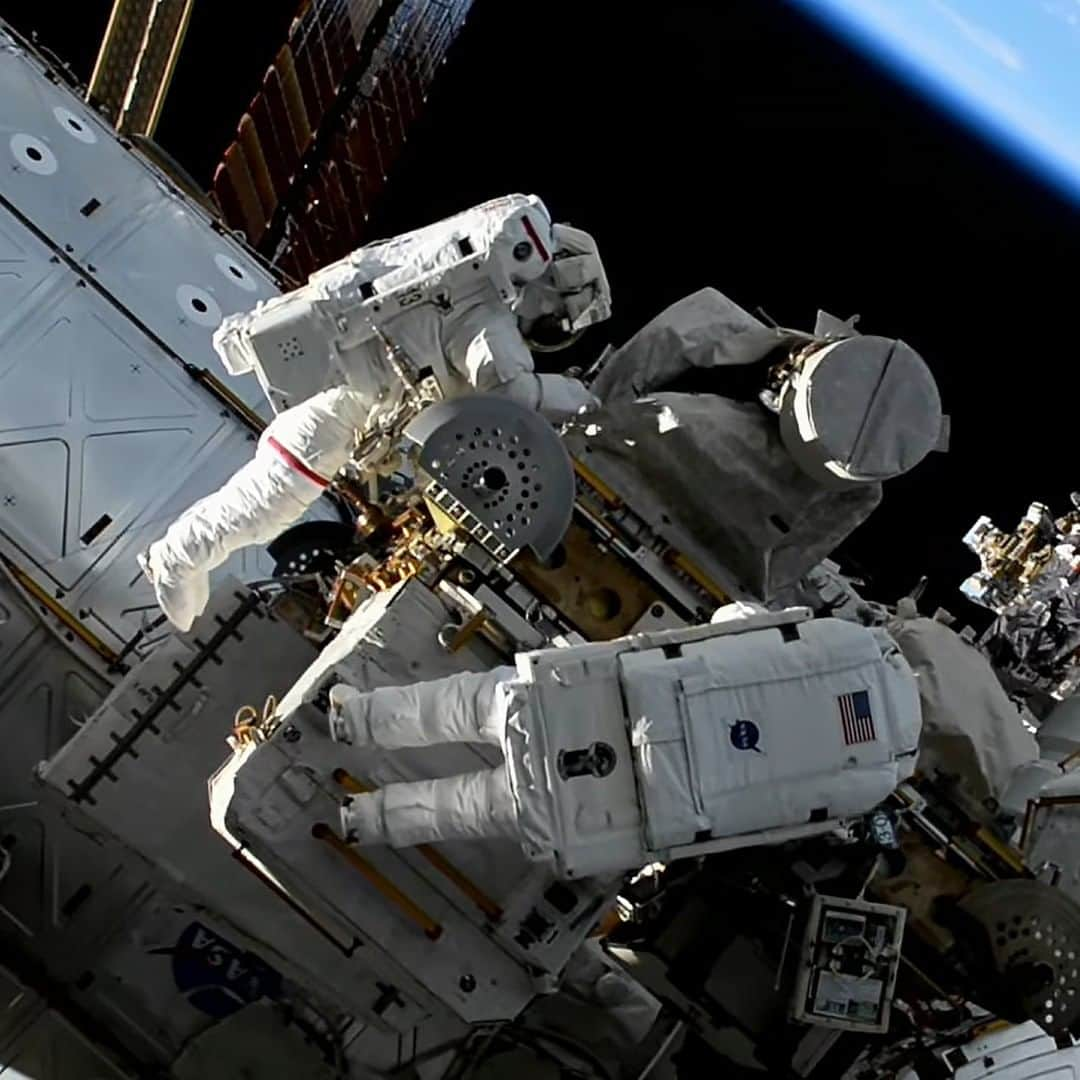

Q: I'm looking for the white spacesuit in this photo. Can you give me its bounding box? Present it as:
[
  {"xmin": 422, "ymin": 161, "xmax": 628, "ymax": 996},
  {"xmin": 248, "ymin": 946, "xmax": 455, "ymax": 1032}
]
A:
[
  {"xmin": 328, "ymin": 608, "xmax": 922, "ymax": 878},
  {"xmin": 141, "ymin": 196, "xmax": 609, "ymax": 631}
]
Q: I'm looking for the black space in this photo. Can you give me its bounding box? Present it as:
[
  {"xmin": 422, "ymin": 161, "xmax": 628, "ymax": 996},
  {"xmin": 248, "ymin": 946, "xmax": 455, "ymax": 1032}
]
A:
[{"xmin": 3, "ymin": 0, "xmax": 1077, "ymax": 620}]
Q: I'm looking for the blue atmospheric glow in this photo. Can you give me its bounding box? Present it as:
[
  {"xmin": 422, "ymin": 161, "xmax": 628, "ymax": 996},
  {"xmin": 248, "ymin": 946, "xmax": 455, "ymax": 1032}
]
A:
[{"xmin": 788, "ymin": 0, "xmax": 1080, "ymax": 201}]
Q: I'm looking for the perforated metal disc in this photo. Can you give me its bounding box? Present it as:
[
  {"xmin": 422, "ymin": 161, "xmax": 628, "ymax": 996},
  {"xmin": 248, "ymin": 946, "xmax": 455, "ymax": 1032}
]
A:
[
  {"xmin": 404, "ymin": 395, "xmax": 574, "ymax": 560},
  {"xmin": 958, "ymin": 880, "xmax": 1080, "ymax": 1033}
]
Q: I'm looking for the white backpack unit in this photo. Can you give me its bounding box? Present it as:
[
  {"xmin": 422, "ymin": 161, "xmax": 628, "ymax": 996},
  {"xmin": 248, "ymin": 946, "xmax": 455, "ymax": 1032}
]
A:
[
  {"xmin": 212, "ymin": 194, "xmax": 608, "ymax": 414},
  {"xmin": 511, "ymin": 610, "xmax": 922, "ymax": 877}
]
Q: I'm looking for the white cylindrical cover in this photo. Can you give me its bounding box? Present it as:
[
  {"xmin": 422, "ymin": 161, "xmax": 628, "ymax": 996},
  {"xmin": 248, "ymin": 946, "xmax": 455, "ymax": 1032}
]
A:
[{"xmin": 779, "ymin": 336, "xmax": 942, "ymax": 487}]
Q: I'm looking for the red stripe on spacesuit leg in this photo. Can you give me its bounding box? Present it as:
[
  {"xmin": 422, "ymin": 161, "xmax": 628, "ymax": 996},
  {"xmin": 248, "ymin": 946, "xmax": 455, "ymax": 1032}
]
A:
[
  {"xmin": 266, "ymin": 436, "xmax": 331, "ymax": 488},
  {"xmin": 521, "ymin": 214, "xmax": 550, "ymax": 262}
]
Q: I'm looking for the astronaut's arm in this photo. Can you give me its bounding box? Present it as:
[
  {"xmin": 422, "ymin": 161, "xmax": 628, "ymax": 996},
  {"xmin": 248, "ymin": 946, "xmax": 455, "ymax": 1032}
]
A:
[
  {"xmin": 142, "ymin": 387, "xmax": 369, "ymax": 631},
  {"xmin": 442, "ymin": 304, "xmax": 596, "ymax": 422}
]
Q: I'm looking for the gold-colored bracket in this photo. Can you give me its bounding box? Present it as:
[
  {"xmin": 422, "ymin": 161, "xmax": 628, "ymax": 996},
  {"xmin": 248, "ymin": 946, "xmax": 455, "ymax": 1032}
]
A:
[
  {"xmin": 312, "ymin": 822, "xmax": 443, "ymax": 941},
  {"xmin": 1, "ymin": 554, "xmax": 120, "ymax": 666},
  {"xmin": 572, "ymin": 457, "xmax": 730, "ymax": 607},
  {"xmin": 446, "ymin": 609, "xmax": 489, "ymax": 653}
]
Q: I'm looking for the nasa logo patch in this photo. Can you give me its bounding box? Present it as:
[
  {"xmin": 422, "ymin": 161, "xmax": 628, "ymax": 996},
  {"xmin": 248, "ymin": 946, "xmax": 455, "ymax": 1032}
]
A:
[
  {"xmin": 149, "ymin": 921, "xmax": 282, "ymax": 1019},
  {"xmin": 729, "ymin": 719, "xmax": 762, "ymax": 753}
]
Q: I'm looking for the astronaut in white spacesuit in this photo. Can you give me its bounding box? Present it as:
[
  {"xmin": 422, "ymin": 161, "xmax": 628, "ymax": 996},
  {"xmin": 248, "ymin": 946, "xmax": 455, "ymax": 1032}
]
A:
[
  {"xmin": 140, "ymin": 196, "xmax": 609, "ymax": 631},
  {"xmin": 327, "ymin": 607, "xmax": 923, "ymax": 878}
]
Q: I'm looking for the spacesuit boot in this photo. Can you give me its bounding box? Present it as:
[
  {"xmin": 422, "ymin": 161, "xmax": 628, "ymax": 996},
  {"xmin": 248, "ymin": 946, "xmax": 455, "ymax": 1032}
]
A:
[{"xmin": 137, "ymin": 544, "xmax": 210, "ymax": 639}]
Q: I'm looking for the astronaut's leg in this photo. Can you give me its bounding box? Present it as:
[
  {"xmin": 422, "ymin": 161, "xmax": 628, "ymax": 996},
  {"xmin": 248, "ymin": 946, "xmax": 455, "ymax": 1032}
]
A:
[
  {"xmin": 340, "ymin": 766, "xmax": 519, "ymax": 847},
  {"xmin": 327, "ymin": 667, "xmax": 517, "ymax": 750},
  {"xmin": 141, "ymin": 387, "xmax": 369, "ymax": 632},
  {"xmin": 140, "ymin": 448, "xmax": 324, "ymax": 631}
]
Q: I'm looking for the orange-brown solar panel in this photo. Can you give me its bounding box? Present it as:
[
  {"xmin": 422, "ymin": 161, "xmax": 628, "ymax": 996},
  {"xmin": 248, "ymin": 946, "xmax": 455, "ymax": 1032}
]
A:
[{"xmin": 212, "ymin": 0, "xmax": 475, "ymax": 281}]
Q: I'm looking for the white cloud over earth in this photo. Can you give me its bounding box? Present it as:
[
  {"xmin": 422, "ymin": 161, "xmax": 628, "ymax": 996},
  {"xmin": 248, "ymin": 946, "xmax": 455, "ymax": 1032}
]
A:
[{"xmin": 931, "ymin": 0, "xmax": 1025, "ymax": 71}]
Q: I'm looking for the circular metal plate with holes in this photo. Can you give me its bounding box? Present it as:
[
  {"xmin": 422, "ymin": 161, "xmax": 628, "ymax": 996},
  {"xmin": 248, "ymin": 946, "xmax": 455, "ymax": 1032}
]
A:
[
  {"xmin": 404, "ymin": 394, "xmax": 574, "ymax": 560},
  {"xmin": 958, "ymin": 879, "xmax": 1080, "ymax": 1032},
  {"xmin": 268, "ymin": 521, "xmax": 357, "ymax": 578}
]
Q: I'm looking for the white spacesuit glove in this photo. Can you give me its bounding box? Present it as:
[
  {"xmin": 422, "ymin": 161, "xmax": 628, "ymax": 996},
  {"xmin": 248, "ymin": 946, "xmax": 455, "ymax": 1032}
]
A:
[
  {"xmin": 561, "ymin": 941, "xmax": 662, "ymax": 1045},
  {"xmin": 534, "ymin": 372, "xmax": 598, "ymax": 417}
]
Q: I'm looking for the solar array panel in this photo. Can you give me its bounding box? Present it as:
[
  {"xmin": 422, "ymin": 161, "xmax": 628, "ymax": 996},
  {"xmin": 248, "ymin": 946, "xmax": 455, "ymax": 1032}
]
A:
[{"xmin": 212, "ymin": 0, "xmax": 475, "ymax": 283}]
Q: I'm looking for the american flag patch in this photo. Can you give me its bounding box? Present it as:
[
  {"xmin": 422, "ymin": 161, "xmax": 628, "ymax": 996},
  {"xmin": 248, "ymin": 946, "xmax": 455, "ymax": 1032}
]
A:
[{"xmin": 838, "ymin": 689, "xmax": 875, "ymax": 745}]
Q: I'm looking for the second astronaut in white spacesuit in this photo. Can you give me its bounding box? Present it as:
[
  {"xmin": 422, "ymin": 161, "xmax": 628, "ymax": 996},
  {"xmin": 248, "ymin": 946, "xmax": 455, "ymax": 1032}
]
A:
[
  {"xmin": 141, "ymin": 196, "xmax": 609, "ymax": 631},
  {"xmin": 327, "ymin": 608, "xmax": 923, "ymax": 878}
]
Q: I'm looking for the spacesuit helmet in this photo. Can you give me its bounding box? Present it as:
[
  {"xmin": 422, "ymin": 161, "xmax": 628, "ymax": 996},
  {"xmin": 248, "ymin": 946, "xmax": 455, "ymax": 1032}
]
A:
[{"xmin": 515, "ymin": 224, "xmax": 612, "ymax": 353}]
